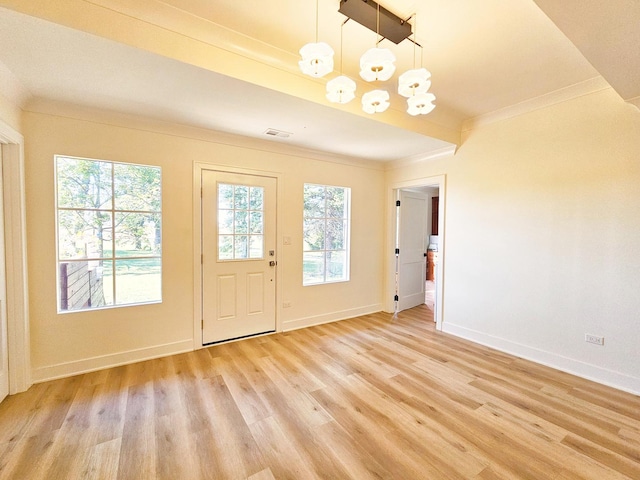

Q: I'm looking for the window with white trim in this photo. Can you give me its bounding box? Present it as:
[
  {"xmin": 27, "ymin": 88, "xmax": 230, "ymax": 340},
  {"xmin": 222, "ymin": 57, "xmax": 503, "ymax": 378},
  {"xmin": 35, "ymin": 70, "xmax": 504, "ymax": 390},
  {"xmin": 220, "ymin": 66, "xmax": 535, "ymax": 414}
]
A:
[
  {"xmin": 303, "ymin": 184, "xmax": 350, "ymax": 285},
  {"xmin": 55, "ymin": 156, "xmax": 162, "ymax": 312}
]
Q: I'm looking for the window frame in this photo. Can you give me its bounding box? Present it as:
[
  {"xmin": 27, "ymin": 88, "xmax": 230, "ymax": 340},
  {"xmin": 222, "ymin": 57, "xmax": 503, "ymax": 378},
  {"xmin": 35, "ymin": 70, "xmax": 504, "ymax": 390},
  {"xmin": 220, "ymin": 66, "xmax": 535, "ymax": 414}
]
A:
[
  {"xmin": 302, "ymin": 183, "xmax": 351, "ymax": 286},
  {"xmin": 54, "ymin": 155, "xmax": 162, "ymax": 313}
]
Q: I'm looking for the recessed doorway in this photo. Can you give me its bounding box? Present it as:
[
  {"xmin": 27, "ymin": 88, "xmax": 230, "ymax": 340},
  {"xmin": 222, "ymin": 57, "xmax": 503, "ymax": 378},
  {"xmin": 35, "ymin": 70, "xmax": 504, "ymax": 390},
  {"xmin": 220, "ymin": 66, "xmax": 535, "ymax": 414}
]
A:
[{"xmin": 386, "ymin": 175, "xmax": 445, "ymax": 331}]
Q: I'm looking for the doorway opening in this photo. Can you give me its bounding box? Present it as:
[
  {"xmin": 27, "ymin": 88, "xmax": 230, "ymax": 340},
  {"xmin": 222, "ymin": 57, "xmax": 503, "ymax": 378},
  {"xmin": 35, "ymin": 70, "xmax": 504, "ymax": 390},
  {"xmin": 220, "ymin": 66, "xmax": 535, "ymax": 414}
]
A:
[
  {"xmin": 386, "ymin": 175, "xmax": 445, "ymax": 331},
  {"xmin": 0, "ymin": 120, "xmax": 31, "ymax": 398}
]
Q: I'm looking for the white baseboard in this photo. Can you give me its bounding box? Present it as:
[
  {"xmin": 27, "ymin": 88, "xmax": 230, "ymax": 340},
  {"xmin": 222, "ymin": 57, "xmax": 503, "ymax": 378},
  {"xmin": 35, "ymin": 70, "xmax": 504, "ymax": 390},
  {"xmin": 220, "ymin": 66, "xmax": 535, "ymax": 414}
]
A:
[
  {"xmin": 283, "ymin": 304, "xmax": 383, "ymax": 332},
  {"xmin": 443, "ymin": 323, "xmax": 640, "ymax": 395},
  {"xmin": 31, "ymin": 339, "xmax": 194, "ymax": 383},
  {"xmin": 31, "ymin": 304, "xmax": 383, "ymax": 382}
]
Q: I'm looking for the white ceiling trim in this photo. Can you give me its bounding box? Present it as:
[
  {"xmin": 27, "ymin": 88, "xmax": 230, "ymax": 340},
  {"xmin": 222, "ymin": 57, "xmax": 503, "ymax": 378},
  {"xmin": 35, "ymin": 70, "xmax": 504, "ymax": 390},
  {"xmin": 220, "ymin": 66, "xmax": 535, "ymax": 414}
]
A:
[
  {"xmin": 386, "ymin": 144, "xmax": 457, "ymax": 171},
  {"xmin": 627, "ymin": 96, "xmax": 640, "ymax": 111},
  {"xmin": 24, "ymin": 97, "xmax": 386, "ymax": 171},
  {"xmin": 461, "ymin": 76, "xmax": 610, "ymax": 132}
]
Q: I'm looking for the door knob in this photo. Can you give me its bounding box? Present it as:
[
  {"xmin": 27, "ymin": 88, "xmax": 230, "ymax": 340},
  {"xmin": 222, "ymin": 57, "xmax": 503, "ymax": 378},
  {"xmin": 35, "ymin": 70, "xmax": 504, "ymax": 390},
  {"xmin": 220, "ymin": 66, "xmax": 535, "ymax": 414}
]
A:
[{"xmin": 269, "ymin": 261, "xmax": 277, "ymax": 267}]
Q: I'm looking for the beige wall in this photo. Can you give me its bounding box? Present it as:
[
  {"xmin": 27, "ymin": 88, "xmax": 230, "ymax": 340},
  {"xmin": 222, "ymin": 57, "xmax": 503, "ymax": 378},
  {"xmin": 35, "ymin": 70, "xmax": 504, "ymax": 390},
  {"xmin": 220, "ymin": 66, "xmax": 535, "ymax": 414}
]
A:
[
  {"xmin": 0, "ymin": 93, "xmax": 21, "ymax": 133},
  {"xmin": 24, "ymin": 108, "xmax": 385, "ymax": 381},
  {"xmin": 19, "ymin": 85, "xmax": 640, "ymax": 393},
  {"xmin": 387, "ymin": 88, "xmax": 640, "ymax": 393}
]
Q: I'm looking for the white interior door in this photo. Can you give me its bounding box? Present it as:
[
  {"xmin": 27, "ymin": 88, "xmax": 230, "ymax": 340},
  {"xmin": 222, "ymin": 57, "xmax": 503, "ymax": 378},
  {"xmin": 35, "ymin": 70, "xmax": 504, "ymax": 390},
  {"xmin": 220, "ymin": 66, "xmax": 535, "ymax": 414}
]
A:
[
  {"xmin": 398, "ymin": 190, "xmax": 428, "ymax": 311},
  {"xmin": 0, "ymin": 147, "xmax": 9, "ymax": 402},
  {"xmin": 201, "ymin": 170, "xmax": 277, "ymax": 344}
]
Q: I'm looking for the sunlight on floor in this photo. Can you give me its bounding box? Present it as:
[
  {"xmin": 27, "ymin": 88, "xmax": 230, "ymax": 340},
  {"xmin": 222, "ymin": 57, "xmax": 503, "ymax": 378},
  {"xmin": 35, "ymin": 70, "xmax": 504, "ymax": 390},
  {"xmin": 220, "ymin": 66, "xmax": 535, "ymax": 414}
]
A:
[{"xmin": 425, "ymin": 280, "xmax": 435, "ymax": 311}]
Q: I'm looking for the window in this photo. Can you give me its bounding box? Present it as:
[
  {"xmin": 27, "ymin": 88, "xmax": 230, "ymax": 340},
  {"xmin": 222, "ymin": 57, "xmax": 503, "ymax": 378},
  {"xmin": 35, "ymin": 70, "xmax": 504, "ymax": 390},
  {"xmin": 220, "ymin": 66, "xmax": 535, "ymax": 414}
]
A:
[
  {"xmin": 303, "ymin": 184, "xmax": 350, "ymax": 285},
  {"xmin": 55, "ymin": 156, "xmax": 161, "ymax": 312},
  {"xmin": 217, "ymin": 183, "xmax": 264, "ymax": 260}
]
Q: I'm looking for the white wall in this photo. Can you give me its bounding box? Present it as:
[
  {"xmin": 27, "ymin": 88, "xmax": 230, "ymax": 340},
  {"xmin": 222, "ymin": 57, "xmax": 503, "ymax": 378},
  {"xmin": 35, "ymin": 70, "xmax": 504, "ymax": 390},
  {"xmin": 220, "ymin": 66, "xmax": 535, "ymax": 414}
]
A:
[
  {"xmin": 24, "ymin": 105, "xmax": 385, "ymax": 381},
  {"xmin": 387, "ymin": 88, "xmax": 640, "ymax": 394},
  {"xmin": 19, "ymin": 85, "xmax": 640, "ymax": 394},
  {"xmin": 0, "ymin": 93, "xmax": 21, "ymax": 134}
]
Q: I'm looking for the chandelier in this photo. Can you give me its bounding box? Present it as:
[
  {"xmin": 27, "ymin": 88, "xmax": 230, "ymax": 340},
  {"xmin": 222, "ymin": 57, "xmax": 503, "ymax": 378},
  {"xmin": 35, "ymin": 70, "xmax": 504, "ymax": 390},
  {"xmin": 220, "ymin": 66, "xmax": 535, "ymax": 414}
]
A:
[
  {"xmin": 299, "ymin": 0, "xmax": 435, "ymax": 116},
  {"xmin": 298, "ymin": 0, "xmax": 334, "ymax": 78},
  {"xmin": 325, "ymin": 19, "xmax": 356, "ymax": 104}
]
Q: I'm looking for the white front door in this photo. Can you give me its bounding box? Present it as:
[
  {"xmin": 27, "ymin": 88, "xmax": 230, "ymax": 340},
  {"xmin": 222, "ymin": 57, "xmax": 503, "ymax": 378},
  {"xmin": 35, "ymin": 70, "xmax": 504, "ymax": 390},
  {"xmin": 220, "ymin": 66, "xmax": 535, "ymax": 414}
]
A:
[
  {"xmin": 398, "ymin": 190, "xmax": 428, "ymax": 311},
  {"xmin": 201, "ymin": 170, "xmax": 277, "ymax": 344},
  {"xmin": 0, "ymin": 148, "xmax": 9, "ymax": 402}
]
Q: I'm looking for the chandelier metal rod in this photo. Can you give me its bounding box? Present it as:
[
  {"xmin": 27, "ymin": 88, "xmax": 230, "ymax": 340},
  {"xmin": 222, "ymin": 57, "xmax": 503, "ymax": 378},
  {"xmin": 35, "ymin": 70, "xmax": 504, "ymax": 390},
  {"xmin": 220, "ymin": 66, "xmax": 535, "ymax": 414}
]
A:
[{"xmin": 314, "ymin": 0, "xmax": 319, "ymax": 42}]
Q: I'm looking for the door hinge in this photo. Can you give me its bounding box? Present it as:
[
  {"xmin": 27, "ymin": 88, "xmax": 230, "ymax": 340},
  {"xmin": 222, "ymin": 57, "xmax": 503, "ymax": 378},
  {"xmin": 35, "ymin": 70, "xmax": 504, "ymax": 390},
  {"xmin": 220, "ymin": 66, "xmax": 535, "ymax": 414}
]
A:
[
  {"xmin": 201, "ymin": 253, "xmax": 203, "ymax": 264},
  {"xmin": 394, "ymin": 295, "xmax": 399, "ymax": 301},
  {"xmin": 200, "ymin": 186, "xmax": 203, "ymax": 198},
  {"xmin": 201, "ymin": 319, "xmax": 204, "ymax": 329},
  {"xmin": 395, "ymin": 248, "xmax": 400, "ymax": 255},
  {"xmin": 396, "ymin": 200, "xmax": 401, "ymax": 207}
]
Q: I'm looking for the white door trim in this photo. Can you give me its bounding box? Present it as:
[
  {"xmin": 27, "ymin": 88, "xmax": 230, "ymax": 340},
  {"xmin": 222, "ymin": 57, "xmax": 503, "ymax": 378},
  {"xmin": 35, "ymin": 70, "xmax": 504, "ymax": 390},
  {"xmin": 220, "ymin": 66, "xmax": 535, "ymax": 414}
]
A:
[
  {"xmin": 386, "ymin": 175, "xmax": 446, "ymax": 331},
  {"xmin": 0, "ymin": 119, "xmax": 31, "ymax": 394},
  {"xmin": 193, "ymin": 162, "xmax": 283, "ymax": 349}
]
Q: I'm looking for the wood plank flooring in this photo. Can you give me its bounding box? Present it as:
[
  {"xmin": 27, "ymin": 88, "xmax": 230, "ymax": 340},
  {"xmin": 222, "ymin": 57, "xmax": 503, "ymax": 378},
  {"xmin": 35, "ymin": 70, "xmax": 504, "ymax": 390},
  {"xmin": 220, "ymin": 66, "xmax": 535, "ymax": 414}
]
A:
[{"xmin": 1, "ymin": 305, "xmax": 639, "ymax": 479}]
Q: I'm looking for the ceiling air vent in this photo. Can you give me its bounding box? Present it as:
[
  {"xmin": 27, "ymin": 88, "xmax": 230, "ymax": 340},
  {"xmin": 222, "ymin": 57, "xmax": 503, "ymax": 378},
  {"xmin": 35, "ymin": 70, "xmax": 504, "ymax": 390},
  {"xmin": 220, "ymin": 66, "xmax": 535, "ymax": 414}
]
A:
[{"xmin": 264, "ymin": 128, "xmax": 292, "ymax": 138}]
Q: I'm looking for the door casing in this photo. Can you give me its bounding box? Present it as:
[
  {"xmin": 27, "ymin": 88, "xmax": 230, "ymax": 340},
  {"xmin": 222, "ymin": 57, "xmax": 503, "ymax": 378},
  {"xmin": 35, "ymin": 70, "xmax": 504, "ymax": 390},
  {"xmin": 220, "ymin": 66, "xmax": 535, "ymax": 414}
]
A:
[
  {"xmin": 193, "ymin": 163, "xmax": 283, "ymax": 349},
  {"xmin": 201, "ymin": 170, "xmax": 277, "ymax": 344},
  {"xmin": 0, "ymin": 120, "xmax": 30, "ymax": 396},
  {"xmin": 0, "ymin": 148, "xmax": 8, "ymax": 402}
]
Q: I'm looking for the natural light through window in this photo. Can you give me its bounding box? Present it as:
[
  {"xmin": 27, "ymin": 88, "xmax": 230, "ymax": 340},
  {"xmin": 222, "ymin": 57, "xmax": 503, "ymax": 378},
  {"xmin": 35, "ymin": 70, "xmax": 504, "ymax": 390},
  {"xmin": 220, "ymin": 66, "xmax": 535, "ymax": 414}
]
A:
[
  {"xmin": 217, "ymin": 183, "xmax": 264, "ymax": 260},
  {"xmin": 303, "ymin": 183, "xmax": 350, "ymax": 285},
  {"xmin": 55, "ymin": 156, "xmax": 162, "ymax": 312}
]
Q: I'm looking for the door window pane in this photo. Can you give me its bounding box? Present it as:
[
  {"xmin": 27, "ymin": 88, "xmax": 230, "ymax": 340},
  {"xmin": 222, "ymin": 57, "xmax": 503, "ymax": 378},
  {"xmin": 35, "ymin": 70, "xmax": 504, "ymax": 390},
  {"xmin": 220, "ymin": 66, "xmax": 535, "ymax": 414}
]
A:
[
  {"xmin": 234, "ymin": 235, "xmax": 249, "ymax": 259},
  {"xmin": 219, "ymin": 235, "xmax": 234, "ymax": 260},
  {"xmin": 249, "ymin": 187, "xmax": 264, "ymax": 210},
  {"xmin": 218, "ymin": 183, "xmax": 264, "ymax": 260},
  {"xmin": 249, "ymin": 235, "xmax": 264, "ymax": 258}
]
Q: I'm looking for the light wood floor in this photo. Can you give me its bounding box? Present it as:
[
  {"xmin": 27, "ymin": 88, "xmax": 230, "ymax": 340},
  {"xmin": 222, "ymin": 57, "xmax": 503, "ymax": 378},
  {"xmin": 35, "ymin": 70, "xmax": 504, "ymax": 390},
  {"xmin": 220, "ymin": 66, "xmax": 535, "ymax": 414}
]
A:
[{"xmin": 1, "ymin": 306, "xmax": 639, "ymax": 479}]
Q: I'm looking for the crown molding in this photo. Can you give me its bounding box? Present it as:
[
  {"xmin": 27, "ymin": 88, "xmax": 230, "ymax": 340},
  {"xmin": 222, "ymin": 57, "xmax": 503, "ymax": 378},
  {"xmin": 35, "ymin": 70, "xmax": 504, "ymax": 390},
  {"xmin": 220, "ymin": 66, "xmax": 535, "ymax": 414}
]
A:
[
  {"xmin": 461, "ymin": 76, "xmax": 611, "ymax": 132},
  {"xmin": 385, "ymin": 144, "xmax": 457, "ymax": 171},
  {"xmin": 24, "ymin": 98, "xmax": 385, "ymax": 171},
  {"xmin": 626, "ymin": 96, "xmax": 640, "ymax": 111}
]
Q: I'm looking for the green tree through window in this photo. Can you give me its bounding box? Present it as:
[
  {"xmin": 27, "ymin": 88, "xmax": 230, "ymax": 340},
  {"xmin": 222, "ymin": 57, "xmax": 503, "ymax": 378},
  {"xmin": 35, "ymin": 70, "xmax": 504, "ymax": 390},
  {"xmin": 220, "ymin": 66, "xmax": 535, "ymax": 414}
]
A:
[
  {"xmin": 217, "ymin": 183, "xmax": 264, "ymax": 260},
  {"xmin": 56, "ymin": 156, "xmax": 162, "ymax": 311},
  {"xmin": 303, "ymin": 184, "xmax": 350, "ymax": 285}
]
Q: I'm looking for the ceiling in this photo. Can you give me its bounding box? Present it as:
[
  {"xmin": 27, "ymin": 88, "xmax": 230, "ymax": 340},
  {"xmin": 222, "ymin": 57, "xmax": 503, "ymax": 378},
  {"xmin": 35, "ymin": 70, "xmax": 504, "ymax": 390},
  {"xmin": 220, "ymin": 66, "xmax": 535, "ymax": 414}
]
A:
[{"xmin": 0, "ymin": 1, "xmax": 636, "ymax": 163}]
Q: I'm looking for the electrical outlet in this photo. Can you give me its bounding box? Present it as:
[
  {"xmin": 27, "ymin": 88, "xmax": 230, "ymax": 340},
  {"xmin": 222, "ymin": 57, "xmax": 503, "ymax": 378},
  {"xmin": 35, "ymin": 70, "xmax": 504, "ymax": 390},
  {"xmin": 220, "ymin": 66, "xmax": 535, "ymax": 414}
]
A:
[
  {"xmin": 283, "ymin": 301, "xmax": 292, "ymax": 308},
  {"xmin": 585, "ymin": 334, "xmax": 604, "ymax": 346}
]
